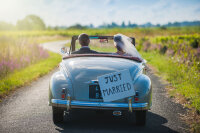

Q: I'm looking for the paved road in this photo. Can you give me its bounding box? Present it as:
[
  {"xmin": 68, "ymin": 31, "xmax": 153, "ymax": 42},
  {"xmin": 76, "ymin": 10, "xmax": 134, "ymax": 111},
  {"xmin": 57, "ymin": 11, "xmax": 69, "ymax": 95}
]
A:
[{"xmin": 0, "ymin": 40, "xmax": 189, "ymax": 133}]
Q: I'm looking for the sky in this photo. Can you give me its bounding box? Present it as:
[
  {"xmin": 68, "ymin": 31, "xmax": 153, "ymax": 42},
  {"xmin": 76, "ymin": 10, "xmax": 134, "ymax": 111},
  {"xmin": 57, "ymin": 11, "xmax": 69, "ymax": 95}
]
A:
[{"xmin": 0, "ymin": 0, "xmax": 200, "ymax": 27}]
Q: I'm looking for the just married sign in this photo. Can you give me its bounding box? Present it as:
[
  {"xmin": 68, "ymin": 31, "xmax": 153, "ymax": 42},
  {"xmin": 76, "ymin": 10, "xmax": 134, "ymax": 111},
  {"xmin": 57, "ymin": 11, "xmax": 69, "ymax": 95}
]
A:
[{"xmin": 98, "ymin": 69, "xmax": 135, "ymax": 102}]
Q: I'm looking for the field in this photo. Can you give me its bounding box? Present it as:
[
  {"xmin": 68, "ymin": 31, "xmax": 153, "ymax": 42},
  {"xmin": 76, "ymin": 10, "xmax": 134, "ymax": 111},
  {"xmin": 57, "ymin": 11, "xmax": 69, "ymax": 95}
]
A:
[
  {"xmin": 140, "ymin": 35, "xmax": 200, "ymax": 109},
  {"xmin": 0, "ymin": 27, "xmax": 200, "ymax": 129},
  {"xmin": 0, "ymin": 37, "xmax": 48, "ymax": 78},
  {"xmin": 0, "ymin": 35, "xmax": 64, "ymax": 99},
  {"xmin": 0, "ymin": 52, "xmax": 61, "ymax": 99},
  {"xmin": 1, "ymin": 26, "xmax": 200, "ymax": 38}
]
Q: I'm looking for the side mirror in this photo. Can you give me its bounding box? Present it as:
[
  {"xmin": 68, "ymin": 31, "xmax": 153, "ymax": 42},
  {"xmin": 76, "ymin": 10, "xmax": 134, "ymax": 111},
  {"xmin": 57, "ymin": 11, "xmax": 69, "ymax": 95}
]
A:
[{"xmin": 61, "ymin": 47, "xmax": 68, "ymax": 54}]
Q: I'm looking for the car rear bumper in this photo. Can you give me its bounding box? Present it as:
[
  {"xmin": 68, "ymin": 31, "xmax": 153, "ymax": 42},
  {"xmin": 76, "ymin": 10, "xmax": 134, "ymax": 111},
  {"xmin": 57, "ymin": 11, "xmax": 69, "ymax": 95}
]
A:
[{"xmin": 51, "ymin": 99, "xmax": 148, "ymax": 111}]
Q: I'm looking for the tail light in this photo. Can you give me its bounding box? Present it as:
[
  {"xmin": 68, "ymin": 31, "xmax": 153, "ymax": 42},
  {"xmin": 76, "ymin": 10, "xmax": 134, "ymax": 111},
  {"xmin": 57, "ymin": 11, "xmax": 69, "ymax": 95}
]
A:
[
  {"xmin": 134, "ymin": 91, "xmax": 139, "ymax": 102},
  {"xmin": 61, "ymin": 88, "xmax": 66, "ymax": 100}
]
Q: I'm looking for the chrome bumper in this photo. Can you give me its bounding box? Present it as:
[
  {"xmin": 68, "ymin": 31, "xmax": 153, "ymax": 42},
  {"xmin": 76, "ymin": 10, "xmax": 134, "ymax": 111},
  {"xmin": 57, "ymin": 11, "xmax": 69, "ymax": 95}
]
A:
[{"xmin": 51, "ymin": 99, "xmax": 148, "ymax": 111}]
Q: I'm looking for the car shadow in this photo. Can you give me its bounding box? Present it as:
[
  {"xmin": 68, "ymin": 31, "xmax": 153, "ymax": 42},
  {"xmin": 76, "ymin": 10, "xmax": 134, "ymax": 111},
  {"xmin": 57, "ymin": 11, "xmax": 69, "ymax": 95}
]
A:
[{"xmin": 54, "ymin": 110, "xmax": 178, "ymax": 133}]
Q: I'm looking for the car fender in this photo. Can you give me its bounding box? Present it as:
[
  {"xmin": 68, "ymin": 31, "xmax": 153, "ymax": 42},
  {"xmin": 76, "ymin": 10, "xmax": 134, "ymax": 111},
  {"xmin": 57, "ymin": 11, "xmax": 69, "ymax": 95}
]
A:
[
  {"xmin": 49, "ymin": 71, "xmax": 73, "ymax": 105},
  {"xmin": 133, "ymin": 74, "xmax": 152, "ymax": 108}
]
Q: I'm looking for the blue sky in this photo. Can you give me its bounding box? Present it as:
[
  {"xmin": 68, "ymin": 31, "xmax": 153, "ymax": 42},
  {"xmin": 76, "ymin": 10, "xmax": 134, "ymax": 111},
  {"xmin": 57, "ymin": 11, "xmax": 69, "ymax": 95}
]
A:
[{"xmin": 0, "ymin": 0, "xmax": 199, "ymax": 27}]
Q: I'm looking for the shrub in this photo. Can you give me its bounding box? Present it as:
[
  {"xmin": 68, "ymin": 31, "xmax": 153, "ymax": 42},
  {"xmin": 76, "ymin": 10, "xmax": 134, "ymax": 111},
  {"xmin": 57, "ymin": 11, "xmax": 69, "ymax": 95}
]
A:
[{"xmin": 0, "ymin": 36, "xmax": 49, "ymax": 79}]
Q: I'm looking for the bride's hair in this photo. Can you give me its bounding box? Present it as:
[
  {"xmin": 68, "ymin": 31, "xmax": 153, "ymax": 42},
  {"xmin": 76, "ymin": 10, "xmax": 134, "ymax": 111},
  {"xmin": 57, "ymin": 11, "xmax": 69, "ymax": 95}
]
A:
[{"xmin": 114, "ymin": 35, "xmax": 124, "ymax": 52}]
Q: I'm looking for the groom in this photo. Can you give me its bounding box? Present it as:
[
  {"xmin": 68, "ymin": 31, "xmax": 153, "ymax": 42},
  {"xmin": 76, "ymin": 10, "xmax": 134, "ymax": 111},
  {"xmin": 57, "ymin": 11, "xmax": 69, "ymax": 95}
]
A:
[{"xmin": 71, "ymin": 33, "xmax": 98, "ymax": 54}]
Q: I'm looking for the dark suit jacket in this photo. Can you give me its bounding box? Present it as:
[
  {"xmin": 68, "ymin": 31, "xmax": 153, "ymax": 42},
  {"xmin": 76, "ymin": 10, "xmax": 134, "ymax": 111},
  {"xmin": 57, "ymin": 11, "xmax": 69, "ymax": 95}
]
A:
[{"xmin": 71, "ymin": 47, "xmax": 98, "ymax": 54}]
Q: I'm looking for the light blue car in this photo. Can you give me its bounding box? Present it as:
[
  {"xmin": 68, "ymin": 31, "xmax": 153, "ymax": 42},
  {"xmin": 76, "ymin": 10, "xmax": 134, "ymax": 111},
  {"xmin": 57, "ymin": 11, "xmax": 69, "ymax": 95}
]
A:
[{"xmin": 49, "ymin": 35, "xmax": 152, "ymax": 125}]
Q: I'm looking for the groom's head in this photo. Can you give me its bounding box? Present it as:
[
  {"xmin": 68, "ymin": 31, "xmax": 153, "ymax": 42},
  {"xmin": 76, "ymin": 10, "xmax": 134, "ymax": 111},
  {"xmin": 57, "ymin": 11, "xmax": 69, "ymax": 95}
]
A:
[{"xmin": 78, "ymin": 33, "xmax": 90, "ymax": 46}]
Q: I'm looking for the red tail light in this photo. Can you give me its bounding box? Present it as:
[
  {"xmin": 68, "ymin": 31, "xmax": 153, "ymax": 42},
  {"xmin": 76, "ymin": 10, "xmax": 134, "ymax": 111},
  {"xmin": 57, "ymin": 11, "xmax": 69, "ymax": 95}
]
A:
[
  {"xmin": 61, "ymin": 88, "xmax": 66, "ymax": 100},
  {"xmin": 134, "ymin": 91, "xmax": 139, "ymax": 102},
  {"xmin": 134, "ymin": 97, "xmax": 139, "ymax": 102},
  {"xmin": 61, "ymin": 94, "xmax": 65, "ymax": 99}
]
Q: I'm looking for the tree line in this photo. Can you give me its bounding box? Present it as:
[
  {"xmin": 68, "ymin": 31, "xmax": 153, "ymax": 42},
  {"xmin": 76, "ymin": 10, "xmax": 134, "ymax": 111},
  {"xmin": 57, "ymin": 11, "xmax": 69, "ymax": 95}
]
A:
[
  {"xmin": 0, "ymin": 14, "xmax": 200, "ymax": 31},
  {"xmin": 96, "ymin": 21, "xmax": 200, "ymax": 29},
  {"xmin": 0, "ymin": 15, "xmax": 45, "ymax": 31}
]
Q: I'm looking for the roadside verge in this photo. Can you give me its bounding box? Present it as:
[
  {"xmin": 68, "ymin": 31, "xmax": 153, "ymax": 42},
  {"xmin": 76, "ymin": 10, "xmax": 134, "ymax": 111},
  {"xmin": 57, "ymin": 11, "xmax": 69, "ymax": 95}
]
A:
[
  {"xmin": 0, "ymin": 52, "xmax": 61, "ymax": 101},
  {"xmin": 141, "ymin": 50, "xmax": 200, "ymax": 132}
]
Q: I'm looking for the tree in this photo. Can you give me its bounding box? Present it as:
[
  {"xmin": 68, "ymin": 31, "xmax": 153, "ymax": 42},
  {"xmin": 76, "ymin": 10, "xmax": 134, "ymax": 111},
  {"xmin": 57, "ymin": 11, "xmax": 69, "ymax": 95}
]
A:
[
  {"xmin": 127, "ymin": 21, "xmax": 138, "ymax": 28},
  {"xmin": 0, "ymin": 21, "xmax": 15, "ymax": 30},
  {"xmin": 89, "ymin": 24, "xmax": 94, "ymax": 28},
  {"xmin": 128, "ymin": 21, "xmax": 131, "ymax": 28},
  {"xmin": 108, "ymin": 22, "xmax": 119, "ymax": 28},
  {"xmin": 17, "ymin": 15, "xmax": 46, "ymax": 30},
  {"xmin": 68, "ymin": 24, "xmax": 87, "ymax": 29},
  {"xmin": 121, "ymin": 21, "xmax": 126, "ymax": 28}
]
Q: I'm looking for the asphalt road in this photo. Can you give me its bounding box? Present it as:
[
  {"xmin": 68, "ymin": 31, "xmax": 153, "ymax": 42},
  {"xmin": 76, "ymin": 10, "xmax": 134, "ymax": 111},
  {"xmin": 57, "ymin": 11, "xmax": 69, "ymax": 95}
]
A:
[{"xmin": 0, "ymin": 40, "xmax": 189, "ymax": 133}]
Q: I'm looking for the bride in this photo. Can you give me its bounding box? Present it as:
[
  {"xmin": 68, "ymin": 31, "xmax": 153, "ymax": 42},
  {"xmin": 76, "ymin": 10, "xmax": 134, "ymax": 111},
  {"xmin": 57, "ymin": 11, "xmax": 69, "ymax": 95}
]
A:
[{"xmin": 113, "ymin": 34, "xmax": 142, "ymax": 59}]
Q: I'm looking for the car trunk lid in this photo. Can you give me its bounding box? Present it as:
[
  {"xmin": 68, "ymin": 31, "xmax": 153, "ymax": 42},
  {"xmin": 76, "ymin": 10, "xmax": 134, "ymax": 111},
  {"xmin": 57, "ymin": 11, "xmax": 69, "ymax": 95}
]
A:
[{"xmin": 62, "ymin": 57, "xmax": 142, "ymax": 101}]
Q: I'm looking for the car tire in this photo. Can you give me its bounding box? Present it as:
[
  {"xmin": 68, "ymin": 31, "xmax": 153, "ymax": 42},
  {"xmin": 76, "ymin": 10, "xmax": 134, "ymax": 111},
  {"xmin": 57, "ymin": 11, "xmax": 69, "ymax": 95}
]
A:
[
  {"xmin": 52, "ymin": 106, "xmax": 64, "ymax": 123},
  {"xmin": 135, "ymin": 110, "xmax": 146, "ymax": 126}
]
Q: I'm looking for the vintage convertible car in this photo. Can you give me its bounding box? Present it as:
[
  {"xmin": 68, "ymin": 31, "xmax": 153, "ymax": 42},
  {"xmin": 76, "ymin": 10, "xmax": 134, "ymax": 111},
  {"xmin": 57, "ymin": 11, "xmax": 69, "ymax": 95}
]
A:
[{"xmin": 49, "ymin": 35, "xmax": 152, "ymax": 125}]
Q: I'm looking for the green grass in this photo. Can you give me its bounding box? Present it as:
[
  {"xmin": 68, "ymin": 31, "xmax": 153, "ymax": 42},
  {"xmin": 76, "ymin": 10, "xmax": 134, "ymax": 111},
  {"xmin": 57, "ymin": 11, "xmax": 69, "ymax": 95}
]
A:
[
  {"xmin": 141, "ymin": 51, "xmax": 200, "ymax": 112},
  {"xmin": 141, "ymin": 51, "xmax": 200, "ymax": 132},
  {"xmin": 0, "ymin": 52, "xmax": 61, "ymax": 99}
]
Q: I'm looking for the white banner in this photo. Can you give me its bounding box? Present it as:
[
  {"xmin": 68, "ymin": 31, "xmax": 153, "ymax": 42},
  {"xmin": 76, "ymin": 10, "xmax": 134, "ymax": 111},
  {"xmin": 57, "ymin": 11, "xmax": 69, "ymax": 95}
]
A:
[{"xmin": 98, "ymin": 69, "xmax": 135, "ymax": 102}]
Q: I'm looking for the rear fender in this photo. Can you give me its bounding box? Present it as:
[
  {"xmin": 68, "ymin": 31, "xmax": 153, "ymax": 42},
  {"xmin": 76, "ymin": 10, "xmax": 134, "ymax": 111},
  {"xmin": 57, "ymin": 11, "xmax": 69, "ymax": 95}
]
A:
[
  {"xmin": 49, "ymin": 71, "xmax": 73, "ymax": 105},
  {"xmin": 133, "ymin": 74, "xmax": 152, "ymax": 108}
]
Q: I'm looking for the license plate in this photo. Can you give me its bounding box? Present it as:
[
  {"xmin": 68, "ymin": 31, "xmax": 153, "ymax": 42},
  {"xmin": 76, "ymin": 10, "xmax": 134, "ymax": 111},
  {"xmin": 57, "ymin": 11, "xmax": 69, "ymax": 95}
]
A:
[{"xmin": 89, "ymin": 85, "xmax": 102, "ymax": 99}]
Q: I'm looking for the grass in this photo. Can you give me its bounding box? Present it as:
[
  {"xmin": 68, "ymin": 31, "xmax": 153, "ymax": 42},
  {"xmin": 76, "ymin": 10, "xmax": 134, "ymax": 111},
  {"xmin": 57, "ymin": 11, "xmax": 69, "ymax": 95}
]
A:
[
  {"xmin": 0, "ymin": 52, "xmax": 61, "ymax": 100},
  {"xmin": 0, "ymin": 36, "xmax": 50, "ymax": 78},
  {"xmin": 1, "ymin": 26, "xmax": 200, "ymax": 38},
  {"xmin": 141, "ymin": 51, "xmax": 200, "ymax": 111},
  {"xmin": 140, "ymin": 50, "xmax": 200, "ymax": 132},
  {"xmin": 0, "ymin": 33, "xmax": 67, "ymax": 101}
]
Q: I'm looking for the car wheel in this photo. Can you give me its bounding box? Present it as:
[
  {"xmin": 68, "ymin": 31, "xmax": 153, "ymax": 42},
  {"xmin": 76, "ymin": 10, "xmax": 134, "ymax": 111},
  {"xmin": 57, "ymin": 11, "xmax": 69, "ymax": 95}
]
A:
[
  {"xmin": 135, "ymin": 110, "xmax": 146, "ymax": 126},
  {"xmin": 52, "ymin": 106, "xmax": 64, "ymax": 123}
]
